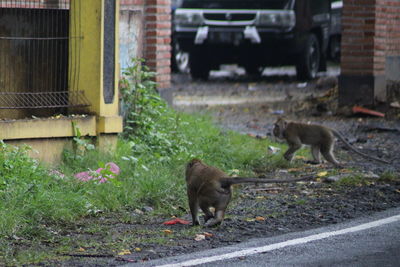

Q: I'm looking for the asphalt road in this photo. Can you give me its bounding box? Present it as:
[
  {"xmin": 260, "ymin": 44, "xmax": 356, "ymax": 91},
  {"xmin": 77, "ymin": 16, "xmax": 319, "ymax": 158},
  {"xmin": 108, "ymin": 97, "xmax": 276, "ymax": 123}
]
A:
[{"xmin": 124, "ymin": 207, "xmax": 400, "ymax": 267}]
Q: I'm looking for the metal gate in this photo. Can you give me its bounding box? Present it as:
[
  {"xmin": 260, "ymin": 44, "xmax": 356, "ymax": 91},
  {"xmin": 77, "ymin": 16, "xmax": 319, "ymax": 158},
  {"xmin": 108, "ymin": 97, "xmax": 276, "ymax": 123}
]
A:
[{"xmin": 0, "ymin": 0, "xmax": 89, "ymax": 111}]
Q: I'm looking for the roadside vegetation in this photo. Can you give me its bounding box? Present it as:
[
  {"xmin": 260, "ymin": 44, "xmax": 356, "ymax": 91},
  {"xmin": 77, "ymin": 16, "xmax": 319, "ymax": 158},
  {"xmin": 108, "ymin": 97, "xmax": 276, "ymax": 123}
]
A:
[{"xmin": 0, "ymin": 59, "xmax": 280, "ymax": 264}]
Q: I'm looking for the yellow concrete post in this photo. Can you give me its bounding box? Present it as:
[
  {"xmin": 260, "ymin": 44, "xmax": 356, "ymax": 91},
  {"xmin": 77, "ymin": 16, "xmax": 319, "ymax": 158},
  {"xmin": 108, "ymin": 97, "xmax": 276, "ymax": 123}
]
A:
[{"xmin": 69, "ymin": 0, "xmax": 122, "ymax": 135}]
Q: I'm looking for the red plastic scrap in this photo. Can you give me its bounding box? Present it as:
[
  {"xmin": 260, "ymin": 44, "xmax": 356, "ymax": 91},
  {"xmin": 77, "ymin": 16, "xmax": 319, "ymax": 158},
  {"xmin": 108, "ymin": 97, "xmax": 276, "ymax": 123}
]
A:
[
  {"xmin": 352, "ymin": 106, "xmax": 385, "ymax": 117},
  {"xmin": 163, "ymin": 218, "xmax": 190, "ymax": 225}
]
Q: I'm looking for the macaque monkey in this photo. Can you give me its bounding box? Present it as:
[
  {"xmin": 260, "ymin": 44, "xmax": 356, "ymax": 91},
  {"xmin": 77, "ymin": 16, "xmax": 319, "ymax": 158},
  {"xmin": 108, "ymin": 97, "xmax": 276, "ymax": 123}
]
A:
[
  {"xmin": 272, "ymin": 117, "xmax": 389, "ymax": 166},
  {"xmin": 185, "ymin": 158, "xmax": 313, "ymax": 227}
]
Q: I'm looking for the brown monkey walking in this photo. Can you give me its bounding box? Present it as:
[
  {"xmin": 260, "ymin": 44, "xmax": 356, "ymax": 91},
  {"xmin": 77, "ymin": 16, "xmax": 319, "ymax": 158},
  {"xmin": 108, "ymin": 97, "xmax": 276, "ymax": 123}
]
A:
[
  {"xmin": 185, "ymin": 159, "xmax": 313, "ymax": 227},
  {"xmin": 272, "ymin": 117, "xmax": 389, "ymax": 166}
]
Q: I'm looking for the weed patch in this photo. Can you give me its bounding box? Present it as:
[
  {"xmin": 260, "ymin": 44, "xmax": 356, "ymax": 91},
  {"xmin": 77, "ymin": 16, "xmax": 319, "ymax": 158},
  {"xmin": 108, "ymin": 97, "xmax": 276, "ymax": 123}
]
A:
[{"xmin": 0, "ymin": 60, "xmax": 283, "ymax": 265}]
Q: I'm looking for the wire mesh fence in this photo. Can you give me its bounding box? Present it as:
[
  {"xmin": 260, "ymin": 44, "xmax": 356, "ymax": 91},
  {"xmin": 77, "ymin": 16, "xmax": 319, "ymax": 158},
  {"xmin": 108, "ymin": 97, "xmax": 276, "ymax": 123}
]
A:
[{"xmin": 0, "ymin": 0, "xmax": 89, "ymax": 110}]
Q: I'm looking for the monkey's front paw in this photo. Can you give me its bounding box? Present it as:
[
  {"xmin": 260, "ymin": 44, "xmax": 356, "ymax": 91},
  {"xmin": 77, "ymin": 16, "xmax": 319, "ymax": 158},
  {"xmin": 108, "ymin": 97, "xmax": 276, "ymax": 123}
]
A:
[
  {"xmin": 204, "ymin": 219, "xmax": 222, "ymax": 227},
  {"xmin": 203, "ymin": 215, "xmax": 214, "ymax": 223},
  {"xmin": 284, "ymin": 154, "xmax": 294, "ymax": 161},
  {"xmin": 305, "ymin": 160, "xmax": 321, "ymax": 165}
]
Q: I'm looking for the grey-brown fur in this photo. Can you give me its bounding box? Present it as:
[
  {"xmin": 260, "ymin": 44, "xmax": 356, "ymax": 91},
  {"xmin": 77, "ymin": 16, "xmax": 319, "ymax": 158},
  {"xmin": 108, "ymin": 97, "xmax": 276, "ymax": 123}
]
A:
[
  {"xmin": 273, "ymin": 118, "xmax": 389, "ymax": 166},
  {"xmin": 185, "ymin": 158, "xmax": 313, "ymax": 227}
]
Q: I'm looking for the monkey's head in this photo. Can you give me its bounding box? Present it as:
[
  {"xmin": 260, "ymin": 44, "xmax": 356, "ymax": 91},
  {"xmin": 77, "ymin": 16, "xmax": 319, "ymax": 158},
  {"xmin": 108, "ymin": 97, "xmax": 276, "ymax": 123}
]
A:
[
  {"xmin": 187, "ymin": 158, "xmax": 202, "ymax": 168},
  {"xmin": 273, "ymin": 117, "xmax": 287, "ymax": 139},
  {"xmin": 185, "ymin": 158, "xmax": 203, "ymax": 180}
]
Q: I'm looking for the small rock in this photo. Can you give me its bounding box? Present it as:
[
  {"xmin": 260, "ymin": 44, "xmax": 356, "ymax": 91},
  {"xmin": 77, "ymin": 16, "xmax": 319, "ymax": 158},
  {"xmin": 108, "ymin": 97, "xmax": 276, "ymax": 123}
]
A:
[
  {"xmin": 297, "ymin": 82, "xmax": 307, "ymax": 88},
  {"xmin": 390, "ymin": 101, "xmax": 400, "ymax": 108},
  {"xmin": 316, "ymin": 76, "xmax": 338, "ymax": 89},
  {"xmin": 325, "ymin": 175, "xmax": 346, "ymax": 183},
  {"xmin": 268, "ymin": 146, "xmax": 281, "ymax": 154},
  {"xmin": 145, "ymin": 249, "xmax": 157, "ymax": 255},
  {"xmin": 357, "ymin": 137, "xmax": 368, "ymax": 143},
  {"xmin": 272, "ymin": 110, "xmax": 284, "ymax": 115},
  {"xmin": 133, "ymin": 209, "xmax": 144, "ymax": 215},
  {"xmin": 336, "ymin": 106, "xmax": 353, "ymax": 116},
  {"xmin": 142, "ymin": 206, "xmax": 154, "ymax": 213},
  {"xmin": 363, "ymin": 171, "xmax": 379, "ymax": 179},
  {"xmin": 195, "ymin": 234, "xmax": 206, "ymax": 241}
]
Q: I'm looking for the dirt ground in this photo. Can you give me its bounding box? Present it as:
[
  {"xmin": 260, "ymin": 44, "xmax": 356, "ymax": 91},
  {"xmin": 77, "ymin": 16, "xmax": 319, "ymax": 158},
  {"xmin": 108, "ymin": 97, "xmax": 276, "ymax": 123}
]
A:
[
  {"xmin": 172, "ymin": 66, "xmax": 400, "ymax": 174},
  {"xmin": 48, "ymin": 67, "xmax": 400, "ymax": 266}
]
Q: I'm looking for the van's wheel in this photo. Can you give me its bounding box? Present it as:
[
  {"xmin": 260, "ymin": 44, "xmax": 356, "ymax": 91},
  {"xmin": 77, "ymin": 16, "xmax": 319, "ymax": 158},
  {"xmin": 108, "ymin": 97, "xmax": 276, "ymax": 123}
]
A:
[
  {"xmin": 172, "ymin": 42, "xmax": 190, "ymax": 73},
  {"xmin": 189, "ymin": 49, "xmax": 210, "ymax": 80},
  {"xmin": 244, "ymin": 64, "xmax": 263, "ymax": 77},
  {"xmin": 296, "ymin": 33, "xmax": 320, "ymax": 80}
]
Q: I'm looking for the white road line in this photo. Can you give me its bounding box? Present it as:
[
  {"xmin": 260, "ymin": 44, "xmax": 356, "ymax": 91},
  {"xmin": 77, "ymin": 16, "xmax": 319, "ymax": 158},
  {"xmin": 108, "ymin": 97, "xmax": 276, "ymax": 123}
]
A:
[{"xmin": 156, "ymin": 214, "xmax": 400, "ymax": 267}]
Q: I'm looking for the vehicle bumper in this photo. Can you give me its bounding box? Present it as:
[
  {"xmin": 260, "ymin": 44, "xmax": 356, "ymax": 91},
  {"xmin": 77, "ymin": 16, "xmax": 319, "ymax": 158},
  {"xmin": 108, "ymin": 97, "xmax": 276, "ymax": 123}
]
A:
[{"xmin": 174, "ymin": 26, "xmax": 304, "ymax": 55}]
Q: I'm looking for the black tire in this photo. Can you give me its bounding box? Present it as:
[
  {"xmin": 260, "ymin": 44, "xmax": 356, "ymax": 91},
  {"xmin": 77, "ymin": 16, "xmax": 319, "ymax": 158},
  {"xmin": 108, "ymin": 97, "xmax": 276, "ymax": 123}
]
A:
[
  {"xmin": 244, "ymin": 64, "xmax": 263, "ymax": 77},
  {"xmin": 296, "ymin": 34, "xmax": 320, "ymax": 80},
  {"xmin": 189, "ymin": 49, "xmax": 210, "ymax": 80}
]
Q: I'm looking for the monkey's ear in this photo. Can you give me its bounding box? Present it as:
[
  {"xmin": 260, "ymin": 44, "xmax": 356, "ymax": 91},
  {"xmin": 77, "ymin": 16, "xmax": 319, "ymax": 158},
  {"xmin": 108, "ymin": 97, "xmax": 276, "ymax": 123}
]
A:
[{"xmin": 188, "ymin": 158, "xmax": 201, "ymax": 168}]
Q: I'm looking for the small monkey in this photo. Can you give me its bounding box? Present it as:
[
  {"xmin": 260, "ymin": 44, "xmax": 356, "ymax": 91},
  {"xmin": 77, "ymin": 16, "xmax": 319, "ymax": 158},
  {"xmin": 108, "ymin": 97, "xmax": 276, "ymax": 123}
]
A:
[
  {"xmin": 185, "ymin": 158, "xmax": 313, "ymax": 227},
  {"xmin": 272, "ymin": 117, "xmax": 389, "ymax": 166}
]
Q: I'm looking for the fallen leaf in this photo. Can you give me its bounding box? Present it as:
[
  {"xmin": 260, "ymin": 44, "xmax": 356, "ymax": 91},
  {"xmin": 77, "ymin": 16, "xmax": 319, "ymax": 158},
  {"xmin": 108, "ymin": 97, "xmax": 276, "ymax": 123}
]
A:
[
  {"xmin": 317, "ymin": 171, "xmax": 328, "ymax": 177},
  {"xmin": 339, "ymin": 169, "xmax": 352, "ymax": 173},
  {"xmin": 195, "ymin": 234, "xmax": 205, "ymax": 241},
  {"xmin": 162, "ymin": 229, "xmax": 173, "ymax": 235},
  {"xmin": 256, "ymin": 196, "xmax": 266, "ymax": 200},
  {"xmin": 162, "ymin": 218, "xmax": 190, "ymax": 225},
  {"xmin": 245, "ymin": 218, "xmax": 256, "ymax": 222},
  {"xmin": 203, "ymin": 232, "xmax": 213, "ymax": 237},
  {"xmin": 288, "ymin": 168, "xmax": 303, "ymax": 172},
  {"xmin": 118, "ymin": 249, "xmax": 131, "ymax": 256},
  {"xmin": 255, "ymin": 216, "xmax": 265, "ymax": 221},
  {"xmin": 134, "ymin": 247, "xmax": 142, "ymax": 252},
  {"xmin": 78, "ymin": 247, "xmax": 85, "ymax": 252}
]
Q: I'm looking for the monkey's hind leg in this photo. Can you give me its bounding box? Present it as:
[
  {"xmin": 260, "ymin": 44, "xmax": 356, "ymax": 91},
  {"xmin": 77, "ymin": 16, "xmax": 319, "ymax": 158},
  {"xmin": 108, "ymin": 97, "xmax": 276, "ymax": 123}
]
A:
[
  {"xmin": 200, "ymin": 202, "xmax": 214, "ymax": 223},
  {"xmin": 188, "ymin": 195, "xmax": 200, "ymax": 226},
  {"xmin": 307, "ymin": 145, "xmax": 322, "ymax": 164},
  {"xmin": 320, "ymin": 143, "xmax": 342, "ymax": 167},
  {"xmin": 204, "ymin": 209, "xmax": 225, "ymax": 227}
]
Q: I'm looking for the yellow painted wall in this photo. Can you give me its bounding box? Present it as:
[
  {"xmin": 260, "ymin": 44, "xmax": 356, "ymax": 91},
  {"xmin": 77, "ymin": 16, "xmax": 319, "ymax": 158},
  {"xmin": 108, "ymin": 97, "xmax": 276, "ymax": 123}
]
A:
[
  {"xmin": 69, "ymin": 0, "xmax": 122, "ymax": 133},
  {"xmin": 0, "ymin": 1, "xmax": 122, "ymax": 165}
]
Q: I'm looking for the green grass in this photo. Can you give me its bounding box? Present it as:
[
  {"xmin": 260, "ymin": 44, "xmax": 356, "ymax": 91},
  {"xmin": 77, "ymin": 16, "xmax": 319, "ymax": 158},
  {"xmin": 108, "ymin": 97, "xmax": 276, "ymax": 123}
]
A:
[
  {"xmin": 0, "ymin": 110, "xmax": 285, "ymax": 264},
  {"xmin": 0, "ymin": 60, "xmax": 316, "ymax": 264}
]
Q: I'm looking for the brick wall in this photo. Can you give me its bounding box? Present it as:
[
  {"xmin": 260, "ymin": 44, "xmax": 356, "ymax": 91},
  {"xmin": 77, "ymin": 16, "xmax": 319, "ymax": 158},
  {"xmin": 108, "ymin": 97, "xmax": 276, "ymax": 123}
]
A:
[
  {"xmin": 121, "ymin": 0, "xmax": 171, "ymax": 90},
  {"xmin": 377, "ymin": 0, "xmax": 400, "ymax": 56},
  {"xmin": 120, "ymin": 0, "xmax": 144, "ymax": 10},
  {"xmin": 339, "ymin": 0, "xmax": 400, "ymax": 105},
  {"xmin": 144, "ymin": 0, "xmax": 171, "ymax": 89}
]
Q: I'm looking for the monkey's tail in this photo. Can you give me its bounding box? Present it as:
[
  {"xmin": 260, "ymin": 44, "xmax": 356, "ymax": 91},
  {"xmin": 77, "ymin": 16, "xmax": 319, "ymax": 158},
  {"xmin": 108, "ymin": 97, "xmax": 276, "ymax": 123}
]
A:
[
  {"xmin": 331, "ymin": 130, "xmax": 390, "ymax": 164},
  {"xmin": 220, "ymin": 175, "xmax": 314, "ymax": 187}
]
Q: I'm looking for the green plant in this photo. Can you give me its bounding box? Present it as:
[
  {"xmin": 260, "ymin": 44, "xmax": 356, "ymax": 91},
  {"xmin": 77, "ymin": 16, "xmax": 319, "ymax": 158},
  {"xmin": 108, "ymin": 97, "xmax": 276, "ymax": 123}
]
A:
[
  {"xmin": 0, "ymin": 141, "xmax": 90, "ymax": 239},
  {"xmin": 378, "ymin": 171, "xmax": 399, "ymax": 182},
  {"xmin": 1, "ymin": 58, "xmax": 289, "ymax": 265},
  {"xmin": 120, "ymin": 58, "xmax": 191, "ymax": 161},
  {"xmin": 72, "ymin": 122, "xmax": 94, "ymax": 151}
]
